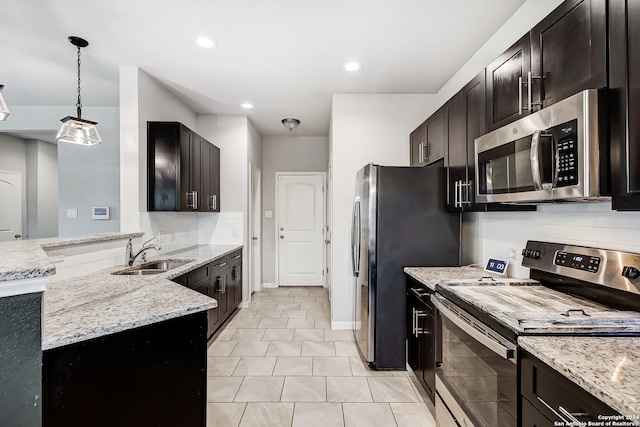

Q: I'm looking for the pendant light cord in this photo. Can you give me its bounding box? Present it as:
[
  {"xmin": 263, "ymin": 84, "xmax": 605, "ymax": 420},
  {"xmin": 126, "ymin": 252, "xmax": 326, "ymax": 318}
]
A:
[{"xmin": 76, "ymin": 45, "xmax": 82, "ymax": 118}]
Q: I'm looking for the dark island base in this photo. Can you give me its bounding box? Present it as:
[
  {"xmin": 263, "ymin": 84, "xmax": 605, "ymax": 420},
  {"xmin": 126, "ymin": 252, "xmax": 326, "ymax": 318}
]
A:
[{"xmin": 43, "ymin": 312, "xmax": 207, "ymax": 427}]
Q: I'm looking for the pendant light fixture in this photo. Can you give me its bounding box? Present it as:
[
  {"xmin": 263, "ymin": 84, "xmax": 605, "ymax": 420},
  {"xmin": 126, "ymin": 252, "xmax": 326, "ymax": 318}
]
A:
[
  {"xmin": 55, "ymin": 36, "xmax": 102, "ymax": 146},
  {"xmin": 0, "ymin": 85, "xmax": 9, "ymax": 121}
]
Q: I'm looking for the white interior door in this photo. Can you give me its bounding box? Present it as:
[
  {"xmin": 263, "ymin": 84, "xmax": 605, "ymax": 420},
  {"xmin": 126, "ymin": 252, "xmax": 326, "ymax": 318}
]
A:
[
  {"xmin": 277, "ymin": 173, "xmax": 325, "ymax": 286},
  {"xmin": 0, "ymin": 170, "xmax": 23, "ymax": 242}
]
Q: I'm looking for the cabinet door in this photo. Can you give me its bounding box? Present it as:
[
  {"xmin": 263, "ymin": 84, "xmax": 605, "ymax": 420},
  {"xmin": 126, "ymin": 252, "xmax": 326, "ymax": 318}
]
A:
[
  {"xmin": 425, "ymin": 111, "xmax": 445, "ymax": 164},
  {"xmin": 147, "ymin": 122, "xmax": 180, "ymax": 211},
  {"xmin": 406, "ymin": 292, "xmax": 422, "ymax": 376},
  {"xmin": 610, "ymin": 0, "xmax": 640, "ymax": 210},
  {"xmin": 445, "ymin": 91, "xmax": 466, "ymax": 211},
  {"xmin": 486, "ymin": 34, "xmax": 531, "ymax": 131},
  {"xmin": 418, "ymin": 298, "xmax": 435, "ymax": 402},
  {"xmin": 230, "ymin": 253, "xmax": 243, "ymax": 307},
  {"xmin": 198, "ymin": 139, "xmax": 211, "ymax": 213},
  {"xmin": 464, "ymin": 70, "xmax": 487, "ymax": 210},
  {"xmin": 190, "ymin": 134, "xmax": 203, "ymax": 211},
  {"xmin": 179, "ymin": 125, "xmax": 193, "ymax": 211},
  {"xmin": 530, "ymin": 0, "xmax": 607, "ymax": 109},
  {"xmin": 410, "ymin": 123, "xmax": 427, "ymax": 166},
  {"xmin": 210, "ymin": 144, "xmax": 221, "ymax": 212}
]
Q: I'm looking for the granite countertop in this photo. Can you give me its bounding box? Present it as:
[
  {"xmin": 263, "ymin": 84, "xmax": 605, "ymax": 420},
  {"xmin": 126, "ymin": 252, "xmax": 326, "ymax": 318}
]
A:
[
  {"xmin": 0, "ymin": 232, "xmax": 144, "ymax": 283},
  {"xmin": 519, "ymin": 336, "xmax": 640, "ymax": 422},
  {"xmin": 43, "ymin": 244, "xmax": 241, "ymax": 350},
  {"xmin": 404, "ymin": 266, "xmax": 532, "ymax": 291}
]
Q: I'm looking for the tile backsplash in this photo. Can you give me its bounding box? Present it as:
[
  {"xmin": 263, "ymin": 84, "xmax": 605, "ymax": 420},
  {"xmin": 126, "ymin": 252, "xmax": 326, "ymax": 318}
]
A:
[
  {"xmin": 198, "ymin": 212, "xmax": 244, "ymax": 245},
  {"xmin": 481, "ymin": 202, "xmax": 640, "ymax": 278}
]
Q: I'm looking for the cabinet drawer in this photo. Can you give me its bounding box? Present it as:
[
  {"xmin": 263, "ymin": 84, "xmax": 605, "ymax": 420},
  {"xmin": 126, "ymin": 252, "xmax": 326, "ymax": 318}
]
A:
[
  {"xmin": 210, "ymin": 256, "xmax": 229, "ymax": 272},
  {"xmin": 520, "ymin": 351, "xmax": 618, "ymax": 423},
  {"xmin": 186, "ymin": 264, "xmax": 210, "ymax": 287},
  {"xmin": 521, "ymin": 395, "xmax": 553, "ymax": 427}
]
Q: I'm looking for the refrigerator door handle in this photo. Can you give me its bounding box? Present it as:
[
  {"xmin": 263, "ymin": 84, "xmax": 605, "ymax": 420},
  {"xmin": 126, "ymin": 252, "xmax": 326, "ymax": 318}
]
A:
[
  {"xmin": 355, "ymin": 201, "xmax": 361, "ymax": 275},
  {"xmin": 351, "ymin": 200, "xmax": 360, "ymax": 277}
]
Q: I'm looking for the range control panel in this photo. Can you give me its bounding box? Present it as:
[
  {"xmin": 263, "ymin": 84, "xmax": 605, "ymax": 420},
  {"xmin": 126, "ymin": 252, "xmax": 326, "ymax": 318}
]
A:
[{"xmin": 554, "ymin": 251, "xmax": 600, "ymax": 273}]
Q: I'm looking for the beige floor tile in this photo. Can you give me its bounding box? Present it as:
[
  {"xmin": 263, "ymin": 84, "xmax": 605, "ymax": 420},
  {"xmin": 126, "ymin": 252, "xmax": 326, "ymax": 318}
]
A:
[
  {"xmin": 230, "ymin": 341, "xmax": 270, "ymax": 357},
  {"xmin": 281, "ymin": 309, "xmax": 307, "ymax": 319},
  {"xmin": 273, "ymin": 356, "xmax": 313, "ymax": 376},
  {"xmin": 367, "ymin": 377, "xmax": 420, "ymax": 402},
  {"xmin": 235, "ymin": 376, "xmax": 285, "ymax": 402},
  {"xmin": 232, "ymin": 357, "xmax": 277, "ymax": 376},
  {"xmin": 207, "ymin": 377, "xmax": 243, "ymax": 402},
  {"xmin": 266, "ymin": 341, "xmax": 303, "ymax": 356},
  {"xmin": 272, "ymin": 296, "xmax": 296, "ymax": 303},
  {"xmin": 251, "ymin": 301, "xmax": 279, "ymax": 310},
  {"xmin": 313, "ymin": 357, "xmax": 352, "ymax": 376},
  {"xmin": 250, "ymin": 293, "xmax": 273, "ymax": 301},
  {"xmin": 208, "ymin": 356, "xmax": 241, "ymax": 376},
  {"xmin": 262, "ymin": 328, "xmax": 295, "ymax": 341},
  {"xmin": 258, "ymin": 318, "xmax": 289, "ymax": 329},
  {"xmin": 206, "ymin": 402, "xmax": 247, "ymax": 427},
  {"xmin": 234, "ymin": 309, "xmax": 258, "ymax": 319},
  {"xmin": 306, "ymin": 310, "xmax": 331, "ymax": 320},
  {"xmin": 390, "ymin": 403, "xmax": 436, "ymax": 427},
  {"xmin": 275, "ymin": 302, "xmax": 300, "ymax": 310},
  {"xmin": 349, "ymin": 357, "xmax": 394, "ymax": 377},
  {"xmin": 314, "ymin": 319, "xmax": 332, "ymax": 329},
  {"xmin": 292, "ymin": 403, "xmax": 344, "ymax": 427},
  {"xmin": 287, "ymin": 319, "xmax": 316, "ymax": 329},
  {"xmin": 239, "ymin": 403, "xmax": 294, "ymax": 427},
  {"xmin": 299, "ymin": 302, "xmax": 325, "ymax": 311},
  {"xmin": 293, "ymin": 328, "xmax": 325, "ymax": 341},
  {"xmin": 229, "ymin": 318, "xmax": 263, "ymax": 329},
  {"xmin": 294, "ymin": 296, "xmax": 317, "ymax": 303},
  {"xmin": 287, "ymin": 289, "xmax": 311, "ymax": 296},
  {"xmin": 325, "ymin": 330, "xmax": 356, "ymax": 342},
  {"xmin": 343, "ymin": 403, "xmax": 396, "ymax": 427},
  {"xmin": 301, "ymin": 341, "xmax": 335, "ymax": 356},
  {"xmin": 334, "ymin": 342, "xmax": 360, "ymax": 357},
  {"xmin": 327, "ymin": 377, "xmax": 373, "ymax": 402},
  {"xmin": 269, "ymin": 289, "xmax": 291, "ymax": 296},
  {"xmin": 232, "ymin": 329, "xmax": 266, "ymax": 341},
  {"xmin": 281, "ymin": 376, "xmax": 327, "ymax": 402},
  {"xmin": 255, "ymin": 309, "xmax": 283, "ymax": 319},
  {"xmin": 214, "ymin": 328, "xmax": 238, "ymax": 341},
  {"xmin": 208, "ymin": 341, "xmax": 239, "ymax": 357}
]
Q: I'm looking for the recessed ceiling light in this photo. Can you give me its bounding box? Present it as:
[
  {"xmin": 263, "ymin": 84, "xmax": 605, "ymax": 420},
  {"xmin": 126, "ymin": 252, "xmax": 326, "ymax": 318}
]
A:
[
  {"xmin": 241, "ymin": 103, "xmax": 254, "ymax": 109},
  {"xmin": 195, "ymin": 37, "xmax": 216, "ymax": 48},
  {"xmin": 344, "ymin": 62, "xmax": 362, "ymax": 71}
]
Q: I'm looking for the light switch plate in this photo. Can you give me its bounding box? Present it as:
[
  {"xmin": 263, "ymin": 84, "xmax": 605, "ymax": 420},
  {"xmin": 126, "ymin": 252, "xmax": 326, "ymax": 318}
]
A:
[
  {"xmin": 67, "ymin": 208, "xmax": 78, "ymax": 219},
  {"xmin": 265, "ymin": 210, "xmax": 273, "ymax": 218}
]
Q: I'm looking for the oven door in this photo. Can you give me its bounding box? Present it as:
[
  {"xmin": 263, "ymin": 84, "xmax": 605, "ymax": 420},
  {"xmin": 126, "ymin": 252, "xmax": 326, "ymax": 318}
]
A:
[{"xmin": 432, "ymin": 294, "xmax": 518, "ymax": 427}]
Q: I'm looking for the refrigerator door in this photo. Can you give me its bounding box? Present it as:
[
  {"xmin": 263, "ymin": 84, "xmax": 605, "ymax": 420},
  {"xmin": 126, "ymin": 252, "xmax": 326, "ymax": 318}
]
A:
[{"xmin": 354, "ymin": 164, "xmax": 377, "ymax": 365}]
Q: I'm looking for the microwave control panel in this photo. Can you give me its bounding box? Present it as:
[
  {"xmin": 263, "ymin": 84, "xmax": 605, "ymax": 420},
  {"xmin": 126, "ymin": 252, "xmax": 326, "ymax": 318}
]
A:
[
  {"xmin": 553, "ymin": 119, "xmax": 579, "ymax": 187},
  {"xmin": 554, "ymin": 250, "xmax": 600, "ymax": 273}
]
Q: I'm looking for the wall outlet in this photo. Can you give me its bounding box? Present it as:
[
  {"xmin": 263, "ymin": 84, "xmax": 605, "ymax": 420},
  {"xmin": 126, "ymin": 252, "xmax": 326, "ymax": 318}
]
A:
[
  {"xmin": 265, "ymin": 210, "xmax": 273, "ymax": 218},
  {"xmin": 157, "ymin": 231, "xmax": 167, "ymax": 243},
  {"xmin": 66, "ymin": 208, "xmax": 78, "ymax": 219},
  {"xmin": 507, "ymin": 248, "xmax": 519, "ymax": 259}
]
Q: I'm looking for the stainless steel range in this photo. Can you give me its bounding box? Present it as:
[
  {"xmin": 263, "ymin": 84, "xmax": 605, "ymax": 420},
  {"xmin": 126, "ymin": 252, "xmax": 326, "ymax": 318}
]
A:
[{"xmin": 432, "ymin": 241, "xmax": 640, "ymax": 427}]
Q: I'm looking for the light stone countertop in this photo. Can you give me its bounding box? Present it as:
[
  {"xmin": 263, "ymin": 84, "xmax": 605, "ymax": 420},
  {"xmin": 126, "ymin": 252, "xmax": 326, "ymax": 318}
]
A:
[
  {"xmin": 0, "ymin": 232, "xmax": 144, "ymax": 283},
  {"xmin": 404, "ymin": 266, "xmax": 531, "ymax": 292},
  {"xmin": 43, "ymin": 244, "xmax": 241, "ymax": 350},
  {"xmin": 519, "ymin": 336, "xmax": 640, "ymax": 422}
]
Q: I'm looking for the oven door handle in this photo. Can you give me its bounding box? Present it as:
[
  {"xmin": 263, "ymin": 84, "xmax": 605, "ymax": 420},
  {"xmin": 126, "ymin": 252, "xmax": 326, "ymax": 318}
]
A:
[{"xmin": 431, "ymin": 295, "xmax": 517, "ymax": 363}]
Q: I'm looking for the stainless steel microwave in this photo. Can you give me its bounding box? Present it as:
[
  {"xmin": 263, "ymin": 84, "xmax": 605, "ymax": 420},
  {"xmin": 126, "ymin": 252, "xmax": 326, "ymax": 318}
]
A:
[{"xmin": 474, "ymin": 89, "xmax": 609, "ymax": 204}]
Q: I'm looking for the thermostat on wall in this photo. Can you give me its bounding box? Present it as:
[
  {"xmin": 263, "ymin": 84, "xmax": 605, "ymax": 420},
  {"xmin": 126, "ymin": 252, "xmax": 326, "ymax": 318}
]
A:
[
  {"xmin": 92, "ymin": 207, "xmax": 110, "ymax": 220},
  {"xmin": 484, "ymin": 258, "xmax": 508, "ymax": 275}
]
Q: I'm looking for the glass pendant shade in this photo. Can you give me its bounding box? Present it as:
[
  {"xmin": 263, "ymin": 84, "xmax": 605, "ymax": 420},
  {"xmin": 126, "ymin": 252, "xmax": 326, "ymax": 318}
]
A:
[
  {"xmin": 56, "ymin": 115, "xmax": 102, "ymax": 146},
  {"xmin": 0, "ymin": 85, "xmax": 10, "ymax": 121}
]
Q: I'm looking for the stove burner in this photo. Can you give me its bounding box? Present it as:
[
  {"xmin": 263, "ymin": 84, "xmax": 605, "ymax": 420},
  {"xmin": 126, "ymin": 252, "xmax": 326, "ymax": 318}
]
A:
[{"xmin": 561, "ymin": 309, "xmax": 591, "ymax": 317}]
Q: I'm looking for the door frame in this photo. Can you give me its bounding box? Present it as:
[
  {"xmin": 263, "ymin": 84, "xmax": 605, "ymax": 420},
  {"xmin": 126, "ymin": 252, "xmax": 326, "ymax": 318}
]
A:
[
  {"xmin": 0, "ymin": 169, "xmax": 24, "ymax": 241},
  {"xmin": 248, "ymin": 163, "xmax": 262, "ymax": 294},
  {"xmin": 274, "ymin": 171, "xmax": 326, "ymax": 287}
]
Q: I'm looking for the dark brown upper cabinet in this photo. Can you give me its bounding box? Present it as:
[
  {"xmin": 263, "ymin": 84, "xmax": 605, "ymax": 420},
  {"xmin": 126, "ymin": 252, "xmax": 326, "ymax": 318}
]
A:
[
  {"xmin": 410, "ymin": 109, "xmax": 445, "ymax": 166},
  {"xmin": 610, "ymin": 0, "xmax": 640, "ymax": 210},
  {"xmin": 530, "ymin": 0, "xmax": 607, "ymax": 109},
  {"xmin": 147, "ymin": 122, "xmax": 221, "ymax": 212},
  {"xmin": 486, "ymin": 34, "xmax": 531, "ymax": 131}
]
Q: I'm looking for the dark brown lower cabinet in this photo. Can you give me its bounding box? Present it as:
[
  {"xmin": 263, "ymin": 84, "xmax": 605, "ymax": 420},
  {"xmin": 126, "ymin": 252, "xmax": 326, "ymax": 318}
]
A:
[
  {"xmin": 406, "ymin": 277, "xmax": 436, "ymax": 403},
  {"xmin": 43, "ymin": 312, "xmax": 207, "ymax": 427},
  {"xmin": 520, "ymin": 350, "xmax": 619, "ymax": 426}
]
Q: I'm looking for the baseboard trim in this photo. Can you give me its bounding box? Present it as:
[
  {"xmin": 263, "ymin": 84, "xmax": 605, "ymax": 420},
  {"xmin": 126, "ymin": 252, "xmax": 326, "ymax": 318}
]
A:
[
  {"xmin": 331, "ymin": 321, "xmax": 354, "ymax": 330},
  {"xmin": 263, "ymin": 282, "xmax": 277, "ymax": 289},
  {"xmin": 238, "ymin": 301, "xmax": 250, "ymax": 309}
]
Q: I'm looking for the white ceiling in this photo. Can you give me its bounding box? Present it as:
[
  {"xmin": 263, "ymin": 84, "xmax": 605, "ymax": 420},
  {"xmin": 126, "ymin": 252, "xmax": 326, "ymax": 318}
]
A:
[{"xmin": 0, "ymin": 0, "xmax": 526, "ymax": 136}]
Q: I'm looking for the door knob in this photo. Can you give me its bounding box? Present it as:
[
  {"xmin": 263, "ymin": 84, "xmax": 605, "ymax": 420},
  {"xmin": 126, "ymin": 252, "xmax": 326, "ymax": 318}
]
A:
[
  {"xmin": 280, "ymin": 227, "xmax": 284, "ymax": 231},
  {"xmin": 325, "ymin": 239, "xmax": 331, "ymax": 244},
  {"xmin": 14, "ymin": 234, "xmax": 21, "ymax": 240},
  {"xmin": 280, "ymin": 235, "xmax": 285, "ymax": 239},
  {"xmin": 252, "ymin": 236, "xmax": 258, "ymax": 241}
]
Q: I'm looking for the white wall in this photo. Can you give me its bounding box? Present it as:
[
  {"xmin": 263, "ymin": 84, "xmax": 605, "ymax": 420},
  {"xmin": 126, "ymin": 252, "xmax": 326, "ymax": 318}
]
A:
[
  {"xmin": 262, "ymin": 136, "xmax": 329, "ymax": 284},
  {"xmin": 26, "ymin": 140, "xmax": 58, "ymax": 238},
  {"xmin": 119, "ymin": 66, "xmax": 200, "ymax": 252},
  {"xmin": 329, "ymin": 94, "xmax": 439, "ymax": 327}
]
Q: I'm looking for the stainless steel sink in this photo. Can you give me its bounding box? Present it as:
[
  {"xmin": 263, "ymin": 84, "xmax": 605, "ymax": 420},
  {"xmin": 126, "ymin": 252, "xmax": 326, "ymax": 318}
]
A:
[{"xmin": 112, "ymin": 259, "xmax": 194, "ymax": 276}]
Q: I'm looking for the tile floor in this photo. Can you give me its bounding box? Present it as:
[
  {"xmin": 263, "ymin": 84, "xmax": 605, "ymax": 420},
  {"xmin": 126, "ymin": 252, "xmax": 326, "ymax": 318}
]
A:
[{"xmin": 206, "ymin": 286, "xmax": 436, "ymax": 427}]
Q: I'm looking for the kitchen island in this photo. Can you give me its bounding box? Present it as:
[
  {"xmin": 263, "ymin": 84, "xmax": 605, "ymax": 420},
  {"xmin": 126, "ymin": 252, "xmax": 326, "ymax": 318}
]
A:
[{"xmin": 41, "ymin": 243, "xmax": 241, "ymax": 427}]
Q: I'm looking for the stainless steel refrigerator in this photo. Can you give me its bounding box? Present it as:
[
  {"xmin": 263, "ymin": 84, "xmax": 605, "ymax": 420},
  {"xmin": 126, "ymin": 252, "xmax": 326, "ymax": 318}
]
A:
[{"xmin": 351, "ymin": 162, "xmax": 461, "ymax": 370}]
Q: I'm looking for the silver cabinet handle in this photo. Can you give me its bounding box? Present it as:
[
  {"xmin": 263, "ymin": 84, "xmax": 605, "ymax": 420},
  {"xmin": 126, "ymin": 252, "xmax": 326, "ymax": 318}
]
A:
[
  {"xmin": 537, "ymin": 397, "xmax": 570, "ymax": 424},
  {"xmin": 223, "ymin": 275, "xmax": 226, "ymax": 293},
  {"xmin": 418, "ymin": 142, "xmax": 424, "ymax": 164},
  {"xmin": 425, "ymin": 141, "xmax": 429, "ymax": 163},
  {"xmin": 215, "ymin": 262, "xmax": 227, "ymax": 268},
  {"xmin": 454, "ymin": 181, "xmax": 459, "ymax": 208},
  {"xmin": 187, "ymin": 191, "xmax": 196, "ymax": 209},
  {"xmin": 192, "ymin": 191, "xmax": 198, "ymax": 210},
  {"xmin": 213, "ymin": 194, "xmax": 217, "ymax": 210},
  {"xmin": 518, "ymin": 76, "xmax": 524, "ymax": 115},
  {"xmin": 527, "ymin": 70, "xmax": 533, "ymax": 113},
  {"xmin": 410, "ymin": 288, "xmax": 430, "ymax": 298},
  {"xmin": 557, "ymin": 406, "xmax": 588, "ymax": 424},
  {"xmin": 233, "ymin": 254, "xmax": 242, "ymax": 259},
  {"xmin": 209, "ymin": 195, "xmax": 217, "ymax": 210}
]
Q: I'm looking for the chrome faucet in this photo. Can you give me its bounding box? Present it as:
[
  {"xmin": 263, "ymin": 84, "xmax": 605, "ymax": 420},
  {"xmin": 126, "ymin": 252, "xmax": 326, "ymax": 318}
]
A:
[{"xmin": 126, "ymin": 237, "xmax": 162, "ymax": 266}]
